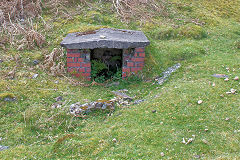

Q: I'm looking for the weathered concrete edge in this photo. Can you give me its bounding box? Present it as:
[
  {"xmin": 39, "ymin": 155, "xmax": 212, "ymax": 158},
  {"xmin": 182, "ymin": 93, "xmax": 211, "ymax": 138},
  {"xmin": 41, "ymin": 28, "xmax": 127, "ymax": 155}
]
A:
[{"xmin": 60, "ymin": 40, "xmax": 150, "ymax": 49}]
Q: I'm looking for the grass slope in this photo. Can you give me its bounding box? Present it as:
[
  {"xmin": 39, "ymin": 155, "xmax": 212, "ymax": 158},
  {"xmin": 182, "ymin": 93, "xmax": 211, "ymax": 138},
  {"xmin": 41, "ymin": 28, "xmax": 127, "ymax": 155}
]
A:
[{"xmin": 0, "ymin": 1, "xmax": 240, "ymax": 159}]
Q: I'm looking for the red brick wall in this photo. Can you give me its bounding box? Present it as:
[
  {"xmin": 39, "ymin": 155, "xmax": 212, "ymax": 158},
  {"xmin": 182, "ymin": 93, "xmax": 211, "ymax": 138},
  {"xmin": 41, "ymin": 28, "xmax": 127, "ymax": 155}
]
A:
[
  {"xmin": 122, "ymin": 47, "xmax": 145, "ymax": 79},
  {"xmin": 67, "ymin": 49, "xmax": 91, "ymax": 81}
]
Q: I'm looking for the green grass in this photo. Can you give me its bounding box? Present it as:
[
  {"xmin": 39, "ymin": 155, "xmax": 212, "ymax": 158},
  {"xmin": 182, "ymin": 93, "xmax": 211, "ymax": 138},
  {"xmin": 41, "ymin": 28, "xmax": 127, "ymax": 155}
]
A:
[{"xmin": 0, "ymin": 1, "xmax": 240, "ymax": 159}]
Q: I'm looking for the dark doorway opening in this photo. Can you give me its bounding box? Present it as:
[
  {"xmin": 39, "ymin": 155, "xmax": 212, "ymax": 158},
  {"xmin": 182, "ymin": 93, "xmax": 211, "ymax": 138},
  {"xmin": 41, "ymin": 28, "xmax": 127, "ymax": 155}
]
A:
[{"xmin": 90, "ymin": 48, "xmax": 122, "ymax": 82}]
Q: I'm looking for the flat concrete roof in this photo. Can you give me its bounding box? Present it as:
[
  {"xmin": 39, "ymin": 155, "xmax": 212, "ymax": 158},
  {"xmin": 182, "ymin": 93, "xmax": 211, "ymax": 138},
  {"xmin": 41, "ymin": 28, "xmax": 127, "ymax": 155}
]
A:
[{"xmin": 60, "ymin": 28, "xmax": 150, "ymax": 49}]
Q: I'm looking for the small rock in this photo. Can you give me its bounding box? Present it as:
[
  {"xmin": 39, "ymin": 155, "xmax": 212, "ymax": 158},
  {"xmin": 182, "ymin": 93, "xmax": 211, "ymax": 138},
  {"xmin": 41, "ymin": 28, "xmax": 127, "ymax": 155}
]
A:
[
  {"xmin": 32, "ymin": 74, "xmax": 38, "ymax": 79},
  {"xmin": 194, "ymin": 155, "xmax": 201, "ymax": 159},
  {"xmin": 234, "ymin": 76, "xmax": 239, "ymax": 81},
  {"xmin": 226, "ymin": 91, "xmax": 231, "ymax": 94},
  {"xmin": 112, "ymin": 91, "xmax": 133, "ymax": 101},
  {"xmin": 55, "ymin": 96, "xmax": 63, "ymax": 102},
  {"xmin": 224, "ymin": 78, "xmax": 229, "ymax": 81},
  {"xmin": 70, "ymin": 100, "xmax": 115, "ymax": 115},
  {"xmin": 4, "ymin": 97, "xmax": 16, "ymax": 102},
  {"xmin": 156, "ymin": 63, "xmax": 181, "ymax": 85},
  {"xmin": 0, "ymin": 59, "xmax": 3, "ymax": 63},
  {"xmin": 0, "ymin": 145, "xmax": 9, "ymax": 151},
  {"xmin": 211, "ymin": 74, "xmax": 228, "ymax": 78},
  {"xmin": 204, "ymin": 129, "xmax": 209, "ymax": 132},
  {"xmin": 182, "ymin": 138, "xmax": 186, "ymax": 144},
  {"xmin": 134, "ymin": 99, "xmax": 145, "ymax": 104},
  {"xmin": 220, "ymin": 94, "xmax": 224, "ymax": 98},
  {"xmin": 212, "ymin": 82, "xmax": 215, "ymax": 87},
  {"xmin": 33, "ymin": 60, "xmax": 39, "ymax": 65},
  {"xmin": 225, "ymin": 117, "xmax": 230, "ymax": 121},
  {"xmin": 152, "ymin": 110, "xmax": 156, "ymax": 113},
  {"xmin": 51, "ymin": 103, "xmax": 61, "ymax": 109},
  {"xmin": 160, "ymin": 152, "xmax": 165, "ymax": 157},
  {"xmin": 112, "ymin": 138, "xmax": 117, "ymax": 143},
  {"xmin": 202, "ymin": 139, "xmax": 208, "ymax": 144},
  {"xmin": 55, "ymin": 80, "xmax": 59, "ymax": 84},
  {"xmin": 100, "ymin": 35, "xmax": 106, "ymax": 39},
  {"xmin": 186, "ymin": 138, "xmax": 193, "ymax": 145},
  {"xmin": 230, "ymin": 88, "xmax": 236, "ymax": 94},
  {"xmin": 197, "ymin": 100, "xmax": 203, "ymax": 105}
]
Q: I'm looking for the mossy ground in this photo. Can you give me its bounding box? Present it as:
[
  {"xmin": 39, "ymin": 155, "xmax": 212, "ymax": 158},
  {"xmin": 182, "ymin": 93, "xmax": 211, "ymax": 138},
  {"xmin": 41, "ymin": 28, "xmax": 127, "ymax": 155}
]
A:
[{"xmin": 0, "ymin": 0, "xmax": 240, "ymax": 159}]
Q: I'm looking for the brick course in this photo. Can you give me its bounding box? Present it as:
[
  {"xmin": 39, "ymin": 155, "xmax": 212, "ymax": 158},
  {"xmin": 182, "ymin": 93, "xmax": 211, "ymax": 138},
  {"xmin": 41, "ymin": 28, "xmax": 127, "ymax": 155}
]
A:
[
  {"xmin": 67, "ymin": 49, "xmax": 91, "ymax": 81},
  {"xmin": 122, "ymin": 47, "xmax": 146, "ymax": 79}
]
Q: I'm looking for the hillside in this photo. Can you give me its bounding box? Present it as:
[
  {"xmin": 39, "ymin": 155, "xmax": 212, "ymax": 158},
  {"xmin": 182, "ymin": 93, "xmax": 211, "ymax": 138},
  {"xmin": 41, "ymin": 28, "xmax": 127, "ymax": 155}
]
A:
[{"xmin": 0, "ymin": 0, "xmax": 240, "ymax": 159}]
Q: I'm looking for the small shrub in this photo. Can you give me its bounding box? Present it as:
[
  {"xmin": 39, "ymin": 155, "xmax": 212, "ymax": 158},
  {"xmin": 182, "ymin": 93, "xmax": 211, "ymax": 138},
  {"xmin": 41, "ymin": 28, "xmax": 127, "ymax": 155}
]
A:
[
  {"xmin": 91, "ymin": 60, "xmax": 123, "ymax": 83},
  {"xmin": 42, "ymin": 48, "xmax": 66, "ymax": 76},
  {"xmin": 91, "ymin": 60, "xmax": 107, "ymax": 83}
]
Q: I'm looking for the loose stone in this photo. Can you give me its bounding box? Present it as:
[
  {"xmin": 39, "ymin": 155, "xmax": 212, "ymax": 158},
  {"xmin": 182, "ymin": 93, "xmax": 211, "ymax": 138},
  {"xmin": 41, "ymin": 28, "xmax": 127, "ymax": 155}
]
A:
[
  {"xmin": 197, "ymin": 100, "xmax": 203, "ymax": 104},
  {"xmin": 152, "ymin": 110, "xmax": 157, "ymax": 113},
  {"xmin": 33, "ymin": 60, "xmax": 39, "ymax": 65},
  {"xmin": 0, "ymin": 145, "xmax": 9, "ymax": 151},
  {"xmin": 100, "ymin": 35, "xmax": 106, "ymax": 39},
  {"xmin": 211, "ymin": 74, "xmax": 228, "ymax": 78},
  {"xmin": 234, "ymin": 76, "xmax": 239, "ymax": 81},
  {"xmin": 112, "ymin": 91, "xmax": 133, "ymax": 102},
  {"xmin": 194, "ymin": 155, "xmax": 201, "ymax": 159},
  {"xmin": 155, "ymin": 63, "xmax": 181, "ymax": 85},
  {"xmin": 32, "ymin": 74, "xmax": 38, "ymax": 79},
  {"xmin": 51, "ymin": 103, "xmax": 61, "ymax": 109},
  {"xmin": 70, "ymin": 100, "xmax": 115, "ymax": 115},
  {"xmin": 225, "ymin": 117, "xmax": 230, "ymax": 121},
  {"xmin": 230, "ymin": 88, "xmax": 236, "ymax": 94},
  {"xmin": 134, "ymin": 99, "xmax": 145, "ymax": 104},
  {"xmin": 160, "ymin": 152, "xmax": 165, "ymax": 157},
  {"xmin": 55, "ymin": 96, "xmax": 63, "ymax": 102},
  {"xmin": 224, "ymin": 78, "xmax": 229, "ymax": 81}
]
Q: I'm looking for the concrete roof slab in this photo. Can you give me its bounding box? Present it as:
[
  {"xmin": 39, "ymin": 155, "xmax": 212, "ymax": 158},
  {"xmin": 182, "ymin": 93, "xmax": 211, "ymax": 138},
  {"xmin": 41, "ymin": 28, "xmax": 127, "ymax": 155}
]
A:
[{"xmin": 60, "ymin": 28, "xmax": 150, "ymax": 49}]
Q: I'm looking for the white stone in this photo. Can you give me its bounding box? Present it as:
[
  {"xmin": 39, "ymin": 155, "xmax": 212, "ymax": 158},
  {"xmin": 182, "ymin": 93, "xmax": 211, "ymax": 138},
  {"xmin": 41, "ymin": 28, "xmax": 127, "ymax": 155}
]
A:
[
  {"xmin": 100, "ymin": 35, "xmax": 106, "ymax": 39},
  {"xmin": 197, "ymin": 100, "xmax": 203, "ymax": 104},
  {"xmin": 230, "ymin": 88, "xmax": 236, "ymax": 94},
  {"xmin": 160, "ymin": 152, "xmax": 165, "ymax": 157},
  {"xmin": 224, "ymin": 78, "xmax": 229, "ymax": 81}
]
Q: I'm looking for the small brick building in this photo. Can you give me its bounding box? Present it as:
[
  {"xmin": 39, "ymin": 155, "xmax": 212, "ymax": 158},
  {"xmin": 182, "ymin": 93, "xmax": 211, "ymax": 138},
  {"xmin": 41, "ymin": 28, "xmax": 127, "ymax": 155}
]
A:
[{"xmin": 61, "ymin": 28, "xmax": 150, "ymax": 81}]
